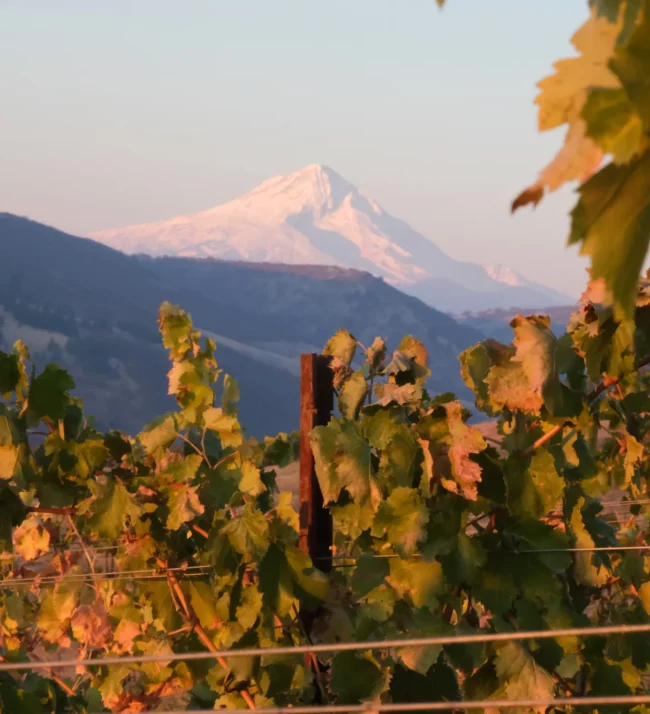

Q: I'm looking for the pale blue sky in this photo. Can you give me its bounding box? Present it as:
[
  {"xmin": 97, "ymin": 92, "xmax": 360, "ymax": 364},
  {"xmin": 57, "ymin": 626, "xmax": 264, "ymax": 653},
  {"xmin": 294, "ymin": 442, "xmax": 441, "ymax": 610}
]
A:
[{"xmin": 1, "ymin": 1, "xmax": 589, "ymax": 295}]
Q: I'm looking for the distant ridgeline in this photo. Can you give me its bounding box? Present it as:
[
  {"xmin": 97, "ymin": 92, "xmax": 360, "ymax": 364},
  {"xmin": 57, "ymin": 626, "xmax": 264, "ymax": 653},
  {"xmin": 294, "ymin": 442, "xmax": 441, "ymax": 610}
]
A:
[{"xmin": 0, "ymin": 213, "xmax": 483, "ymax": 435}]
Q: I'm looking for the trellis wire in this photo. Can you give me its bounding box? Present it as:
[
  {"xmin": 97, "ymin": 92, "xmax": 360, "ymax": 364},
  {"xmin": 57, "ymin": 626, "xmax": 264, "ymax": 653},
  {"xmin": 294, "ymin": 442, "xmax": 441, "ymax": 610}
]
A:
[
  {"xmin": 2, "ymin": 543, "xmax": 650, "ymax": 585},
  {"xmin": 154, "ymin": 696, "xmax": 650, "ymax": 713},
  {"xmin": 320, "ymin": 543, "xmax": 650, "ymax": 563},
  {"xmin": 0, "ymin": 564, "xmax": 211, "ymax": 587},
  {"xmin": 0, "ymin": 544, "xmax": 120, "ymax": 561},
  {"xmin": 2, "ymin": 622, "xmax": 650, "ymax": 672}
]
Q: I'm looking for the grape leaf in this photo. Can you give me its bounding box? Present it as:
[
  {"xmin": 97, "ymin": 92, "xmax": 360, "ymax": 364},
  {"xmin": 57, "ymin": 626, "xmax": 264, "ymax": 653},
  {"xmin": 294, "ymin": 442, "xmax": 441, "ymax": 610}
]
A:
[
  {"xmin": 338, "ymin": 371, "xmax": 368, "ymax": 420},
  {"xmin": 352, "ymin": 555, "xmax": 390, "ymax": 599},
  {"xmin": 608, "ymin": 5, "xmax": 650, "ymax": 131},
  {"xmin": 224, "ymin": 504, "xmax": 269, "ymax": 556},
  {"xmin": 85, "ymin": 479, "xmax": 142, "ymax": 539},
  {"xmin": 371, "ymin": 487, "xmax": 429, "ymax": 556},
  {"xmin": 323, "ymin": 329, "xmax": 358, "ymax": 367},
  {"xmin": 26, "ymin": 363, "xmax": 75, "ymax": 422},
  {"xmin": 0, "ymin": 352, "xmax": 22, "ymax": 398},
  {"xmin": 168, "ymin": 360, "xmax": 215, "ymax": 422},
  {"xmin": 158, "ymin": 302, "xmax": 201, "ymax": 359},
  {"xmin": 311, "ymin": 420, "xmax": 380, "ymax": 510},
  {"xmin": 378, "ymin": 425, "xmax": 419, "ymax": 490},
  {"xmin": 284, "ymin": 545, "xmax": 328, "ymax": 608},
  {"xmin": 387, "ymin": 557, "xmax": 444, "ymax": 610},
  {"xmin": 505, "ymin": 451, "xmax": 564, "ymax": 520},
  {"xmin": 366, "ymin": 336, "xmax": 387, "ymax": 371},
  {"xmin": 257, "ymin": 543, "xmax": 327, "ymax": 617},
  {"xmin": 583, "ymin": 87, "xmax": 645, "ymax": 162},
  {"xmin": 139, "ymin": 414, "xmax": 178, "ymax": 458},
  {"xmin": 442, "ymin": 401, "xmax": 486, "ymax": 500},
  {"xmin": 13, "ymin": 518, "xmax": 50, "ymax": 561},
  {"xmin": 569, "ymin": 151, "xmax": 650, "ymax": 320},
  {"xmin": 493, "ymin": 642, "xmax": 555, "ymax": 713},
  {"xmin": 235, "ymin": 585, "xmax": 263, "ymax": 630},
  {"xmin": 513, "ymin": 10, "xmax": 621, "ymax": 210},
  {"xmin": 204, "ymin": 407, "xmax": 243, "ymax": 448},
  {"xmin": 330, "ymin": 651, "xmax": 387, "ymax": 704},
  {"xmin": 238, "ymin": 459, "xmax": 266, "ymax": 497},
  {"xmin": 569, "ymin": 497, "xmax": 610, "ymax": 586},
  {"xmin": 0, "ymin": 444, "xmax": 17, "ymax": 480},
  {"xmin": 37, "ymin": 581, "xmax": 82, "ymax": 643},
  {"xmin": 639, "ymin": 580, "xmax": 650, "ymax": 615},
  {"xmin": 222, "ymin": 374, "xmax": 240, "ymax": 415},
  {"xmin": 71, "ymin": 603, "xmax": 112, "ymax": 649},
  {"xmin": 166, "ymin": 482, "xmax": 205, "ymax": 531},
  {"xmin": 189, "ymin": 581, "xmax": 221, "ymax": 631}
]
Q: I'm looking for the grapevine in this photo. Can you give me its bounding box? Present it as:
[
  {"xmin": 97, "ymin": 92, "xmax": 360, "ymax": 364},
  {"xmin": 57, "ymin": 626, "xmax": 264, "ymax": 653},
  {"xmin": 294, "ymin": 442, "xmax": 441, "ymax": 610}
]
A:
[{"xmin": 2, "ymin": 1, "xmax": 650, "ymax": 711}]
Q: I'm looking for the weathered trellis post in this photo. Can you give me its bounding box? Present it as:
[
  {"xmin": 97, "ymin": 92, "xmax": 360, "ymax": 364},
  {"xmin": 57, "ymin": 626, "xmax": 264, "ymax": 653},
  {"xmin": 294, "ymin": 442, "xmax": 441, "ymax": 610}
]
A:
[
  {"xmin": 298, "ymin": 354, "xmax": 334, "ymax": 698},
  {"xmin": 298, "ymin": 353, "xmax": 333, "ymax": 572}
]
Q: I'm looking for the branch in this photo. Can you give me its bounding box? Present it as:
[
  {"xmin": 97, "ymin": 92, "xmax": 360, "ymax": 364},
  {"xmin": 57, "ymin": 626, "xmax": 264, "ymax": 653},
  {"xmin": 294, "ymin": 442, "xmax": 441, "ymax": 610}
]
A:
[
  {"xmin": 522, "ymin": 424, "xmax": 567, "ymax": 458},
  {"xmin": 26, "ymin": 506, "xmax": 75, "ymax": 516},
  {"xmin": 292, "ymin": 605, "xmax": 327, "ymax": 703},
  {"xmin": 192, "ymin": 524, "xmax": 209, "ymax": 539},
  {"xmin": 34, "ymin": 659, "xmax": 77, "ymax": 697},
  {"xmin": 158, "ymin": 559, "xmax": 256, "ymax": 710},
  {"xmin": 212, "ymin": 450, "xmax": 239, "ymax": 471},
  {"xmin": 200, "ymin": 427, "xmax": 212, "ymax": 469},
  {"xmin": 67, "ymin": 514, "xmax": 100, "ymax": 596},
  {"xmin": 588, "ymin": 356, "xmax": 650, "ymax": 401},
  {"xmin": 1, "ymin": 653, "xmax": 76, "ymax": 698},
  {"xmin": 178, "ymin": 432, "xmax": 204, "ymax": 459},
  {"xmin": 466, "ymin": 513, "xmax": 492, "ymax": 532}
]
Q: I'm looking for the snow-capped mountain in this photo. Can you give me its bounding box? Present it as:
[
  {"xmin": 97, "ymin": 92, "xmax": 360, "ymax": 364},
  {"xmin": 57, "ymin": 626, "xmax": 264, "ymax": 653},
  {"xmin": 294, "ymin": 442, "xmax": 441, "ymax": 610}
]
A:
[
  {"xmin": 482, "ymin": 264, "xmax": 526, "ymax": 287},
  {"xmin": 89, "ymin": 164, "xmax": 572, "ymax": 313}
]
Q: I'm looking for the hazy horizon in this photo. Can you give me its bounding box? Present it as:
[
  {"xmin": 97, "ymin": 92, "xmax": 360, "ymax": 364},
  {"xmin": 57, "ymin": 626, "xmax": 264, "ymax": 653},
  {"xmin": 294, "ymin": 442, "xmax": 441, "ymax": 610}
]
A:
[{"xmin": 1, "ymin": 0, "xmax": 589, "ymax": 295}]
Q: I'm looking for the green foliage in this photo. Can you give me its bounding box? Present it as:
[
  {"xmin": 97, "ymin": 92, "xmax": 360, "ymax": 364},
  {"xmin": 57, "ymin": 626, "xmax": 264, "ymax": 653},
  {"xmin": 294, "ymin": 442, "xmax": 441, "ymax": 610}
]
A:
[
  {"xmin": 3, "ymin": 277, "xmax": 650, "ymax": 711},
  {"xmin": 513, "ymin": 0, "xmax": 650, "ymax": 322},
  {"xmin": 0, "ymin": 304, "xmax": 318, "ymax": 712},
  {"xmin": 308, "ymin": 272, "xmax": 650, "ymax": 711},
  {"xmin": 5, "ymin": 3, "xmax": 650, "ymax": 710}
]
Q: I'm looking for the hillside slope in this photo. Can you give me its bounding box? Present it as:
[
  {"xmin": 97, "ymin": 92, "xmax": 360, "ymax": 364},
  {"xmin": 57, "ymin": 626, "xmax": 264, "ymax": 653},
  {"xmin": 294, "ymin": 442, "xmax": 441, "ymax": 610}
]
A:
[
  {"xmin": 0, "ymin": 213, "xmax": 483, "ymax": 435},
  {"xmin": 140, "ymin": 256, "xmax": 480, "ymax": 394}
]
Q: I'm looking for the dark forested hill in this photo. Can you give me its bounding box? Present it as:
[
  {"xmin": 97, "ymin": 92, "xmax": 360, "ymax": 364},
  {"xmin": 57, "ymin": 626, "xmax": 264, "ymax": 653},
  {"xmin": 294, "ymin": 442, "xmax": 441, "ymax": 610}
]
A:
[{"xmin": 0, "ymin": 213, "xmax": 482, "ymax": 436}]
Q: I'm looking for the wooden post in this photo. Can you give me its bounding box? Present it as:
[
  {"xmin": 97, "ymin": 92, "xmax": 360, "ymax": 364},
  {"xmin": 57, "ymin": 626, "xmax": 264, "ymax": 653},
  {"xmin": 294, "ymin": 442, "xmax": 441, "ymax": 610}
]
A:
[{"xmin": 299, "ymin": 354, "xmax": 333, "ymax": 572}]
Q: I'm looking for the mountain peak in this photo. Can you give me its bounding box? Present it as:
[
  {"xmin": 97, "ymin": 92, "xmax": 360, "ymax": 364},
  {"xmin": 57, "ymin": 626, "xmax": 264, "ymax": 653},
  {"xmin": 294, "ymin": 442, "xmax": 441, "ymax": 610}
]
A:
[
  {"xmin": 238, "ymin": 164, "xmax": 359, "ymax": 220},
  {"xmin": 88, "ymin": 166, "xmax": 572, "ymax": 311},
  {"xmin": 482, "ymin": 264, "xmax": 525, "ymax": 287}
]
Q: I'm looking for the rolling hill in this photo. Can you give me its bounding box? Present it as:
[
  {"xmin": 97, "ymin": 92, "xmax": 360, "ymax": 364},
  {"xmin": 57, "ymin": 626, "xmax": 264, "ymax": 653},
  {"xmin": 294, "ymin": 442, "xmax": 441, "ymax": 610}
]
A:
[{"xmin": 0, "ymin": 213, "xmax": 483, "ymax": 436}]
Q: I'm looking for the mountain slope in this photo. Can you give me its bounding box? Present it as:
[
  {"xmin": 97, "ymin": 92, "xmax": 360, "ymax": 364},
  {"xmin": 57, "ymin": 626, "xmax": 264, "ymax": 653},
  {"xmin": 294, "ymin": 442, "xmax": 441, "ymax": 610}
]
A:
[
  {"xmin": 138, "ymin": 256, "xmax": 480, "ymax": 395},
  {"xmin": 90, "ymin": 164, "xmax": 571, "ymax": 312},
  {"xmin": 0, "ymin": 213, "xmax": 482, "ymax": 435}
]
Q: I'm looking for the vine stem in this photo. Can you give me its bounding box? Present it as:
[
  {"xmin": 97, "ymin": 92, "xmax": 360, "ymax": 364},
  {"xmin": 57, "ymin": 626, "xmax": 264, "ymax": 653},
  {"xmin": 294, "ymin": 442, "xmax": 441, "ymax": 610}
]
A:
[
  {"xmin": 158, "ymin": 559, "xmax": 256, "ymax": 710},
  {"xmin": 200, "ymin": 427, "xmax": 212, "ymax": 468},
  {"xmin": 26, "ymin": 506, "xmax": 75, "ymax": 516},
  {"xmin": 0, "ymin": 653, "xmax": 76, "ymax": 697},
  {"xmin": 466, "ymin": 513, "xmax": 491, "ymax": 531},
  {"xmin": 292, "ymin": 605, "xmax": 327, "ymax": 703},
  {"xmin": 66, "ymin": 514, "xmax": 100, "ymax": 596},
  {"xmin": 192, "ymin": 524, "xmax": 209, "ymax": 538},
  {"xmin": 178, "ymin": 433, "xmax": 205, "ymax": 459},
  {"xmin": 212, "ymin": 450, "xmax": 239, "ymax": 471},
  {"xmin": 521, "ymin": 424, "xmax": 566, "ymax": 458}
]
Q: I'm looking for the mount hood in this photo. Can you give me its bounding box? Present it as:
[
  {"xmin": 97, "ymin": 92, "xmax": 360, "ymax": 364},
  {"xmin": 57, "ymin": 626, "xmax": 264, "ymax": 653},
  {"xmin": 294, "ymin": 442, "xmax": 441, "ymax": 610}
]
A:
[{"xmin": 90, "ymin": 164, "xmax": 572, "ymax": 313}]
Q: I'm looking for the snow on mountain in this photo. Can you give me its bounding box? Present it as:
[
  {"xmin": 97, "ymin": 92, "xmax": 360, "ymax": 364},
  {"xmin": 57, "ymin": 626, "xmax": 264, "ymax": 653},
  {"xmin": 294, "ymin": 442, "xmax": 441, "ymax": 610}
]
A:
[
  {"xmin": 89, "ymin": 164, "xmax": 572, "ymax": 313},
  {"xmin": 482, "ymin": 264, "xmax": 525, "ymax": 287}
]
